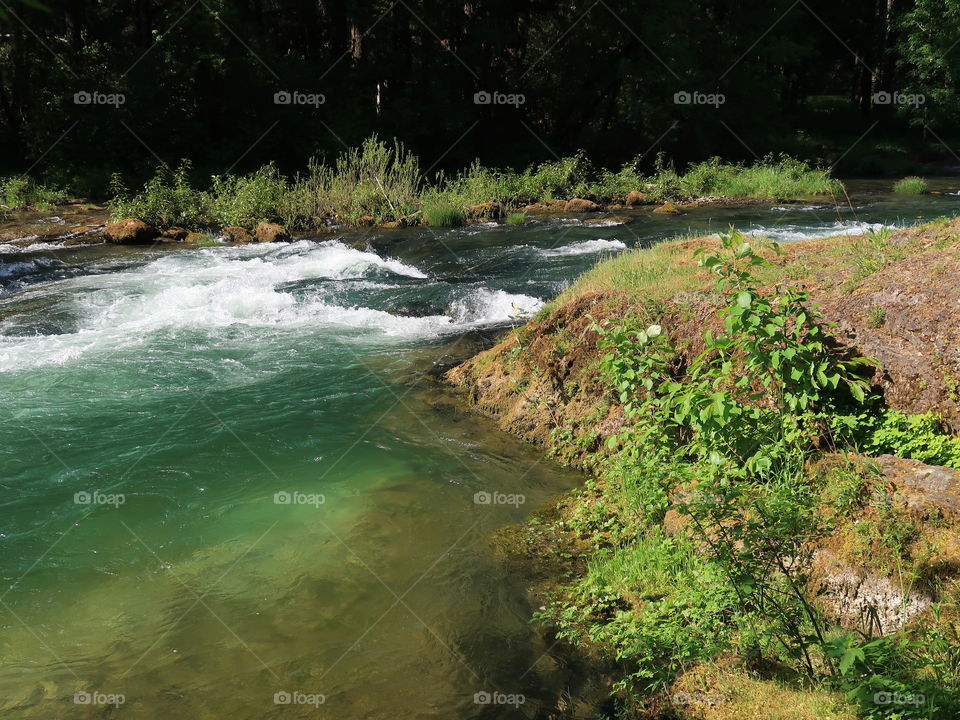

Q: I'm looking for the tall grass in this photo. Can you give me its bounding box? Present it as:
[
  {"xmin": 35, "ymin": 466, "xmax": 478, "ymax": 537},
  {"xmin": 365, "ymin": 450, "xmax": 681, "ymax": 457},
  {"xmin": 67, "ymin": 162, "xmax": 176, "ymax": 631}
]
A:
[
  {"xmin": 421, "ymin": 196, "xmax": 466, "ymax": 227},
  {"xmin": 107, "ymin": 138, "xmax": 843, "ymax": 230}
]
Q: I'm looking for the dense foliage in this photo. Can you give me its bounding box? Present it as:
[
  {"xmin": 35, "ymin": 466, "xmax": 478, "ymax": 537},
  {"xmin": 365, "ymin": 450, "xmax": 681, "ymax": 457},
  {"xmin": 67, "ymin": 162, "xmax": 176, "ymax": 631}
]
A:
[{"xmin": 1, "ymin": 0, "xmax": 958, "ymax": 194}]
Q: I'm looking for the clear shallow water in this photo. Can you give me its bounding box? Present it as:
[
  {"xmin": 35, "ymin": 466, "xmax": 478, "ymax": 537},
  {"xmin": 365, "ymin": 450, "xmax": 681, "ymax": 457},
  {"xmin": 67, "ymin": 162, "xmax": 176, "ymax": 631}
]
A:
[{"xmin": 1, "ymin": 183, "xmax": 959, "ymax": 719}]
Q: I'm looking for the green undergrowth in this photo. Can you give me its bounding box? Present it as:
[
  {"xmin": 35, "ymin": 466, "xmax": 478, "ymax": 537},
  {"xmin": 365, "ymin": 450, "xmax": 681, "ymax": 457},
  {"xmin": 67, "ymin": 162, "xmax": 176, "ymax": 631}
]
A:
[
  {"xmin": 106, "ymin": 138, "xmax": 841, "ymax": 230},
  {"xmin": 528, "ymin": 230, "xmax": 960, "ymax": 719},
  {"xmin": 0, "ymin": 175, "xmax": 68, "ymax": 214}
]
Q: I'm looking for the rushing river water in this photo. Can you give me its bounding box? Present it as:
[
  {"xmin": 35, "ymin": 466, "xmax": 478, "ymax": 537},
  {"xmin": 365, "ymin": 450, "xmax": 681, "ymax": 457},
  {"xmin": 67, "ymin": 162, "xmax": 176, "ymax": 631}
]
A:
[{"xmin": 1, "ymin": 182, "xmax": 959, "ymax": 719}]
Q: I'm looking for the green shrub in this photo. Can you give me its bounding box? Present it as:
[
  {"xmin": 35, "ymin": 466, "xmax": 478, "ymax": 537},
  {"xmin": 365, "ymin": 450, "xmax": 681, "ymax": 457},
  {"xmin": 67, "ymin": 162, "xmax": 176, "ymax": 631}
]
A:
[
  {"xmin": 672, "ymin": 155, "xmax": 840, "ymax": 200},
  {"xmin": 893, "ymin": 176, "xmax": 928, "ymax": 194},
  {"xmin": 209, "ymin": 164, "xmax": 292, "ymax": 227},
  {"xmin": 506, "ymin": 212, "xmax": 526, "ymax": 225},
  {"xmin": 321, "ymin": 135, "xmax": 421, "ymax": 223},
  {"xmin": 0, "ymin": 175, "xmax": 67, "ymax": 211},
  {"xmin": 109, "ymin": 162, "xmax": 213, "ymax": 228}
]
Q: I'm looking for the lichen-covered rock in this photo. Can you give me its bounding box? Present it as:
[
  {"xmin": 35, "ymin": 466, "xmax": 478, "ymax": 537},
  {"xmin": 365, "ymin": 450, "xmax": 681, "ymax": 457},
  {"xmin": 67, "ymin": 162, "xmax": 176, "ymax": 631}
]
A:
[
  {"xmin": 812, "ymin": 550, "xmax": 932, "ymax": 634},
  {"xmin": 876, "ymin": 454, "xmax": 960, "ymax": 515},
  {"xmin": 817, "ymin": 237, "xmax": 960, "ymax": 432},
  {"xmin": 161, "ymin": 226, "xmax": 189, "ymax": 242},
  {"xmin": 103, "ymin": 218, "xmax": 160, "ymax": 244}
]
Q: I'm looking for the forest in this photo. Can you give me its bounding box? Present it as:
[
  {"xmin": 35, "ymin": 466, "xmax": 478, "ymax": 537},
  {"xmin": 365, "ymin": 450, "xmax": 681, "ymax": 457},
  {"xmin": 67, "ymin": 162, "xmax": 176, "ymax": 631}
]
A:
[{"xmin": 1, "ymin": 0, "xmax": 958, "ymax": 195}]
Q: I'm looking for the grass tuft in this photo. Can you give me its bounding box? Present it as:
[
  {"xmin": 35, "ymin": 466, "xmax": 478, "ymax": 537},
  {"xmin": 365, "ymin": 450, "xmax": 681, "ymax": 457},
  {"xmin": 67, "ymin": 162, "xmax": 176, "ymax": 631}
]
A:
[
  {"xmin": 422, "ymin": 200, "xmax": 465, "ymax": 227},
  {"xmin": 893, "ymin": 176, "xmax": 928, "ymax": 194}
]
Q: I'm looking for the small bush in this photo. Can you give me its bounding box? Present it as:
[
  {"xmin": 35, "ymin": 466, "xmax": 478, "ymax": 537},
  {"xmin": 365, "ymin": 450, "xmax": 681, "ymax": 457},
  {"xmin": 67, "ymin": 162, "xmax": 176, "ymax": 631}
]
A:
[
  {"xmin": 109, "ymin": 162, "xmax": 213, "ymax": 228},
  {"xmin": 893, "ymin": 176, "xmax": 928, "ymax": 194},
  {"xmin": 506, "ymin": 212, "xmax": 526, "ymax": 225},
  {"xmin": 210, "ymin": 164, "xmax": 292, "ymax": 227}
]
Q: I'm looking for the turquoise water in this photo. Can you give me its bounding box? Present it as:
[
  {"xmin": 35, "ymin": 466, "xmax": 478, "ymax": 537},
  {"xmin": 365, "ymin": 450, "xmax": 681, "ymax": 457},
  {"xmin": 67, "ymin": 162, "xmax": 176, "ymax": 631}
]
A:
[{"xmin": 1, "ymin": 185, "xmax": 959, "ymax": 718}]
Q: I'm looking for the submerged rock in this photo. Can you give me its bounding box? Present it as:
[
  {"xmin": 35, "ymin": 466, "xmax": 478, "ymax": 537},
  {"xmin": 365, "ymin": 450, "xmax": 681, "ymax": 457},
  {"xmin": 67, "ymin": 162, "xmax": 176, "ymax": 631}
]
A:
[
  {"xmin": 255, "ymin": 222, "xmax": 290, "ymax": 243},
  {"xmin": 584, "ymin": 215, "xmax": 630, "ymax": 225},
  {"xmin": 652, "ymin": 202, "xmax": 681, "ymax": 215},
  {"xmin": 389, "ymin": 300, "xmax": 445, "ymax": 317},
  {"xmin": 103, "ymin": 218, "xmax": 160, "ymax": 244}
]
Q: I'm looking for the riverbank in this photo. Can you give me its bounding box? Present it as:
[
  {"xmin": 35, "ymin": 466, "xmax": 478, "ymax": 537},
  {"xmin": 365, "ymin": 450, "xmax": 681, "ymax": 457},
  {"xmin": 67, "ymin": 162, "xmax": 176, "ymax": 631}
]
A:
[{"xmin": 448, "ymin": 219, "xmax": 960, "ymax": 718}]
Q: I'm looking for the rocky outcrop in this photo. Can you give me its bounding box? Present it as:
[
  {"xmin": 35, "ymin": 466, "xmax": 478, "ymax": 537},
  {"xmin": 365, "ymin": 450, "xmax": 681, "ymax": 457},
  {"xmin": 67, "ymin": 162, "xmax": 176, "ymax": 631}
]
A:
[
  {"xmin": 222, "ymin": 226, "xmax": 254, "ymax": 243},
  {"xmin": 876, "ymin": 454, "xmax": 960, "ymax": 514},
  {"xmin": 817, "ymin": 236, "xmax": 960, "ymax": 432},
  {"xmin": 449, "ymin": 224, "xmax": 960, "ymax": 464},
  {"xmin": 564, "ymin": 198, "xmax": 600, "ymax": 213},
  {"xmin": 254, "ymin": 222, "xmax": 290, "ymax": 243},
  {"xmin": 103, "ymin": 218, "xmax": 160, "ymax": 244},
  {"xmin": 467, "ymin": 202, "xmax": 504, "ymax": 220},
  {"xmin": 161, "ymin": 226, "xmax": 189, "ymax": 242}
]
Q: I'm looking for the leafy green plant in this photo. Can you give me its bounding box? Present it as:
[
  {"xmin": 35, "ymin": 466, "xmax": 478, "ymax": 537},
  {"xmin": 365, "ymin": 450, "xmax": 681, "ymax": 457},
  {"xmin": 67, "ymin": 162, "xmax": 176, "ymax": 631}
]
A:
[
  {"xmin": 506, "ymin": 212, "xmax": 527, "ymax": 225},
  {"xmin": 867, "ymin": 305, "xmax": 887, "ymax": 328},
  {"xmin": 838, "ymin": 409, "xmax": 960, "ymax": 468}
]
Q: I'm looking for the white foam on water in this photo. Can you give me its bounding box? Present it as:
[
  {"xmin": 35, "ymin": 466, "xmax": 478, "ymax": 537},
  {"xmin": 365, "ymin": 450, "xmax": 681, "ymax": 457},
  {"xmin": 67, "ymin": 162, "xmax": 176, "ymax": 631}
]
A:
[
  {"xmin": 538, "ymin": 238, "xmax": 627, "ymax": 256},
  {"xmin": 0, "ymin": 240, "xmax": 543, "ymax": 369},
  {"xmin": 447, "ymin": 288, "xmax": 543, "ymax": 325},
  {"xmin": 583, "ymin": 219, "xmax": 628, "ymax": 227},
  {"xmin": 742, "ymin": 221, "xmax": 895, "ymax": 242},
  {"xmin": 0, "ymin": 257, "xmax": 59, "ymax": 278},
  {"xmin": 553, "ymin": 218, "xmax": 626, "ymax": 227},
  {"xmin": 0, "ymin": 240, "xmax": 102, "ymax": 253},
  {"xmin": 770, "ymin": 205, "xmax": 828, "ymax": 212}
]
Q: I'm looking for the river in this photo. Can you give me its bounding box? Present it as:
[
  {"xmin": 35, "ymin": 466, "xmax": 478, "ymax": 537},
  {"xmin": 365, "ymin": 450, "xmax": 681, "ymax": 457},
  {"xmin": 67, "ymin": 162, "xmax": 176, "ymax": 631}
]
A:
[{"xmin": 1, "ymin": 181, "xmax": 958, "ymax": 718}]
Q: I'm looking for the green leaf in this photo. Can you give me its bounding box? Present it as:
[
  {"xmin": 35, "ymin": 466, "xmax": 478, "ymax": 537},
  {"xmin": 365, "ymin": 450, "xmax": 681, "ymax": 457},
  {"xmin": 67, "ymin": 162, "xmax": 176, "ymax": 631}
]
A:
[
  {"xmin": 736, "ymin": 291, "xmax": 752, "ymax": 308},
  {"xmin": 850, "ymin": 382, "xmax": 865, "ymax": 403}
]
